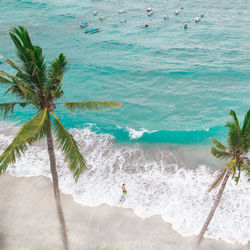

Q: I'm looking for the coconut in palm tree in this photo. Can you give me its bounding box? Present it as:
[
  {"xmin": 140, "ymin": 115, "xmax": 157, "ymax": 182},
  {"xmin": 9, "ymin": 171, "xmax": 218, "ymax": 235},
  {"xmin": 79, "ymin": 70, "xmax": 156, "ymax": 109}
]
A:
[
  {"xmin": 197, "ymin": 109, "xmax": 250, "ymax": 245},
  {"xmin": 0, "ymin": 26, "xmax": 122, "ymax": 250}
]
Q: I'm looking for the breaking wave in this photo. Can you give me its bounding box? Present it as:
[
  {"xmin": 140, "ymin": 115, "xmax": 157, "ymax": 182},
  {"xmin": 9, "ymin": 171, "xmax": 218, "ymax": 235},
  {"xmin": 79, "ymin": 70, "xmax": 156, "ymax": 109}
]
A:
[{"xmin": 0, "ymin": 122, "xmax": 249, "ymax": 245}]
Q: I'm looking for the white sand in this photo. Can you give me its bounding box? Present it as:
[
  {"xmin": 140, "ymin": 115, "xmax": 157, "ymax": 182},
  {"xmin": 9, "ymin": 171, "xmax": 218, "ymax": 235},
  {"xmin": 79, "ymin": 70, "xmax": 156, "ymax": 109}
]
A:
[{"xmin": 0, "ymin": 174, "xmax": 248, "ymax": 250}]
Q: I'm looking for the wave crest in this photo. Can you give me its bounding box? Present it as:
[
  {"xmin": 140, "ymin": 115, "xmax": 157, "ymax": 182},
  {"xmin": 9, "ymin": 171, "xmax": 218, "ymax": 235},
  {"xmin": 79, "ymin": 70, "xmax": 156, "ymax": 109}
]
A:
[{"xmin": 0, "ymin": 123, "xmax": 249, "ymax": 245}]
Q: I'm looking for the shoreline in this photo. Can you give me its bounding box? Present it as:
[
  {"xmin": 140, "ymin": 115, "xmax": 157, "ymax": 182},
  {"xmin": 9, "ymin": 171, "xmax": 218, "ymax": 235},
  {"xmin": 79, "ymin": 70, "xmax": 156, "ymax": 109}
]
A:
[{"xmin": 0, "ymin": 174, "xmax": 248, "ymax": 250}]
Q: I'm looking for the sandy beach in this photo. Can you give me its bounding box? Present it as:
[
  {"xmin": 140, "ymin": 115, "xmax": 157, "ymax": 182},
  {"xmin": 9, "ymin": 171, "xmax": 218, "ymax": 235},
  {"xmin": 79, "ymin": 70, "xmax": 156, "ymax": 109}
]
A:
[
  {"xmin": 0, "ymin": 0, "xmax": 250, "ymax": 248},
  {"xmin": 0, "ymin": 174, "xmax": 248, "ymax": 250}
]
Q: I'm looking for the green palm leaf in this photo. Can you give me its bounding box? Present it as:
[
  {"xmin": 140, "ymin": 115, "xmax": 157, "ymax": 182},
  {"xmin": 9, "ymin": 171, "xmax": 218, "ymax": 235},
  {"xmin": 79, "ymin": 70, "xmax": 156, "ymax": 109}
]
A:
[
  {"xmin": 0, "ymin": 70, "xmax": 26, "ymax": 86},
  {"xmin": 14, "ymin": 108, "xmax": 50, "ymax": 143},
  {"xmin": 0, "ymin": 71, "xmax": 27, "ymax": 99},
  {"xmin": 4, "ymin": 83, "xmax": 25, "ymax": 100},
  {"xmin": 9, "ymin": 26, "xmax": 47, "ymax": 90},
  {"xmin": 211, "ymin": 147, "xmax": 231, "ymax": 160},
  {"xmin": 57, "ymin": 101, "xmax": 122, "ymax": 112},
  {"xmin": 0, "ymin": 75, "xmax": 12, "ymax": 86},
  {"xmin": 0, "ymin": 108, "xmax": 50, "ymax": 174},
  {"xmin": 243, "ymin": 163, "xmax": 250, "ymax": 173},
  {"xmin": 5, "ymin": 58, "xmax": 24, "ymax": 73},
  {"xmin": 242, "ymin": 109, "xmax": 250, "ymax": 135},
  {"xmin": 18, "ymin": 85, "xmax": 40, "ymax": 106},
  {"xmin": 210, "ymin": 137, "xmax": 226, "ymax": 150},
  {"xmin": 226, "ymin": 121, "xmax": 241, "ymax": 149},
  {"xmin": 47, "ymin": 53, "xmax": 68, "ymax": 99},
  {"xmin": 0, "ymin": 102, "xmax": 29, "ymax": 118},
  {"xmin": 0, "ymin": 143, "xmax": 29, "ymax": 175},
  {"xmin": 229, "ymin": 110, "xmax": 240, "ymax": 129},
  {"xmin": 52, "ymin": 113, "xmax": 86, "ymax": 181},
  {"xmin": 5, "ymin": 58, "xmax": 30, "ymax": 83},
  {"xmin": 0, "ymin": 70, "xmax": 39, "ymax": 106}
]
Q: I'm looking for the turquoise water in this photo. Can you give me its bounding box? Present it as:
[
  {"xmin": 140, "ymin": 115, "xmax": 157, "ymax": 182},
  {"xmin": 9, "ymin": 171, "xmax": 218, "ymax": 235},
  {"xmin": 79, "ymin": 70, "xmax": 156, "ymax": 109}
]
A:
[
  {"xmin": 0, "ymin": 0, "xmax": 250, "ymax": 145},
  {"xmin": 1, "ymin": 1, "xmax": 250, "ymax": 245}
]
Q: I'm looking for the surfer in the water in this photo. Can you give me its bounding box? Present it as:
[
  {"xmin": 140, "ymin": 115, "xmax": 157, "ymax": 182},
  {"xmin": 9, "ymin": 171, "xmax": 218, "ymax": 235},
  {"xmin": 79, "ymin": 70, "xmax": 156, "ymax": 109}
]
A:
[{"xmin": 120, "ymin": 184, "xmax": 127, "ymax": 202}]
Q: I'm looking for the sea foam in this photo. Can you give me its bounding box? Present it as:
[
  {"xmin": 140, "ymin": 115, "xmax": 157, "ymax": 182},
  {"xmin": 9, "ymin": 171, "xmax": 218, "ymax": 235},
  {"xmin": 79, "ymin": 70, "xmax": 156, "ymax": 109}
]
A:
[
  {"xmin": 0, "ymin": 123, "xmax": 249, "ymax": 245},
  {"xmin": 126, "ymin": 127, "xmax": 157, "ymax": 139}
]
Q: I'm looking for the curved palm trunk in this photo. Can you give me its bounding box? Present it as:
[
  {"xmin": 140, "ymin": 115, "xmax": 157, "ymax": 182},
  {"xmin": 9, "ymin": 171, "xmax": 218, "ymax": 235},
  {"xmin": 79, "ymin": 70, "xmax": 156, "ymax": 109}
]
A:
[
  {"xmin": 197, "ymin": 169, "xmax": 231, "ymax": 245},
  {"xmin": 47, "ymin": 120, "xmax": 69, "ymax": 250}
]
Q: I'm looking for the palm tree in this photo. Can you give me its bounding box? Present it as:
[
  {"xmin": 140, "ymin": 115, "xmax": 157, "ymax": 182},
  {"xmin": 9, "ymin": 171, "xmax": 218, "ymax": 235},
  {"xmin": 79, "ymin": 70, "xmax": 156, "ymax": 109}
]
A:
[
  {"xmin": 0, "ymin": 26, "xmax": 122, "ymax": 250},
  {"xmin": 197, "ymin": 109, "xmax": 250, "ymax": 244}
]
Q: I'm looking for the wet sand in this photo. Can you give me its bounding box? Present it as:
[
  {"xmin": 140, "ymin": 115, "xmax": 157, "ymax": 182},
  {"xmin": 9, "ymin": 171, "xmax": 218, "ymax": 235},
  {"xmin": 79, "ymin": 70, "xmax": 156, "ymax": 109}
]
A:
[{"xmin": 0, "ymin": 174, "xmax": 248, "ymax": 250}]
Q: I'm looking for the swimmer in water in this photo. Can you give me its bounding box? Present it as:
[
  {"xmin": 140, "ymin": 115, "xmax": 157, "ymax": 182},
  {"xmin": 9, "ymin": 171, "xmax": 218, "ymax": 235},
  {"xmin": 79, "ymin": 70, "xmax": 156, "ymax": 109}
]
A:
[
  {"xmin": 122, "ymin": 184, "xmax": 127, "ymax": 194},
  {"xmin": 120, "ymin": 184, "xmax": 127, "ymax": 202}
]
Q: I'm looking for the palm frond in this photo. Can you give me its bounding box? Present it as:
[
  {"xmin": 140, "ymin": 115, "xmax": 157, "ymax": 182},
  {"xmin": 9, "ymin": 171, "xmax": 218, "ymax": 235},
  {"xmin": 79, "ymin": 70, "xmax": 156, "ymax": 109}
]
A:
[
  {"xmin": 226, "ymin": 121, "xmax": 241, "ymax": 149},
  {"xmin": 0, "ymin": 71, "xmax": 27, "ymax": 99},
  {"xmin": 5, "ymin": 58, "xmax": 30, "ymax": 83},
  {"xmin": 243, "ymin": 163, "xmax": 250, "ymax": 173},
  {"xmin": 14, "ymin": 108, "xmax": 50, "ymax": 143},
  {"xmin": 0, "ymin": 108, "xmax": 50, "ymax": 174},
  {"xmin": 229, "ymin": 110, "xmax": 240, "ymax": 129},
  {"xmin": 18, "ymin": 85, "xmax": 40, "ymax": 106},
  {"xmin": 57, "ymin": 101, "xmax": 122, "ymax": 112},
  {"xmin": 0, "ymin": 75, "xmax": 12, "ymax": 87},
  {"xmin": 9, "ymin": 26, "xmax": 47, "ymax": 90},
  {"xmin": 0, "ymin": 102, "xmax": 29, "ymax": 118},
  {"xmin": 5, "ymin": 58, "xmax": 23, "ymax": 73},
  {"xmin": 210, "ymin": 137, "xmax": 226, "ymax": 150},
  {"xmin": 11, "ymin": 26, "xmax": 33, "ymax": 49},
  {"xmin": 0, "ymin": 143, "xmax": 29, "ymax": 175},
  {"xmin": 0, "ymin": 70, "xmax": 39, "ymax": 105},
  {"xmin": 0, "ymin": 70, "xmax": 26, "ymax": 86},
  {"xmin": 211, "ymin": 147, "xmax": 231, "ymax": 160},
  {"xmin": 47, "ymin": 53, "xmax": 68, "ymax": 99},
  {"xmin": 52, "ymin": 112, "xmax": 86, "ymax": 181},
  {"xmin": 208, "ymin": 168, "xmax": 227, "ymax": 192},
  {"xmin": 211, "ymin": 110, "xmax": 250, "ymax": 185},
  {"xmin": 242, "ymin": 109, "xmax": 250, "ymax": 135},
  {"xmin": 4, "ymin": 83, "xmax": 25, "ymax": 100}
]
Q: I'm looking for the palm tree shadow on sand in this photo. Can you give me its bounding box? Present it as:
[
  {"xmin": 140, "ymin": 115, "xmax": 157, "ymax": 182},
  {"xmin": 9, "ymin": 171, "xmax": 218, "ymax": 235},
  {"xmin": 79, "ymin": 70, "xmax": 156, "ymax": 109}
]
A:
[
  {"xmin": 0, "ymin": 226, "xmax": 6, "ymax": 249},
  {"xmin": 0, "ymin": 26, "xmax": 122, "ymax": 250}
]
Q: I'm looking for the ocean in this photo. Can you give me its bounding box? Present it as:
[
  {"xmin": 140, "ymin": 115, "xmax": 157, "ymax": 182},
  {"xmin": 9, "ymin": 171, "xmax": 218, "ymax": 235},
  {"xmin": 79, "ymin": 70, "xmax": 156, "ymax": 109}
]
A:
[{"xmin": 0, "ymin": 0, "xmax": 250, "ymax": 245}]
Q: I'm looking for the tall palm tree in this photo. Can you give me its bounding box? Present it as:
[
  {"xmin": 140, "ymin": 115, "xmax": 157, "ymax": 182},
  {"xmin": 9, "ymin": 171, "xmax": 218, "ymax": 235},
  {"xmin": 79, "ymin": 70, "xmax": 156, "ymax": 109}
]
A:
[
  {"xmin": 0, "ymin": 26, "xmax": 122, "ymax": 250},
  {"xmin": 197, "ymin": 109, "xmax": 250, "ymax": 244}
]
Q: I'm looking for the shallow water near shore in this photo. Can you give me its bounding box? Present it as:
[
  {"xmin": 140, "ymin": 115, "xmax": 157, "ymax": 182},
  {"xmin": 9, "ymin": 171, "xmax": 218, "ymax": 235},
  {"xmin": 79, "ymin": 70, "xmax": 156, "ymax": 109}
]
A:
[
  {"xmin": 0, "ymin": 0, "xmax": 250, "ymax": 246},
  {"xmin": 0, "ymin": 122, "xmax": 250, "ymax": 246},
  {"xmin": 0, "ymin": 175, "xmax": 247, "ymax": 250}
]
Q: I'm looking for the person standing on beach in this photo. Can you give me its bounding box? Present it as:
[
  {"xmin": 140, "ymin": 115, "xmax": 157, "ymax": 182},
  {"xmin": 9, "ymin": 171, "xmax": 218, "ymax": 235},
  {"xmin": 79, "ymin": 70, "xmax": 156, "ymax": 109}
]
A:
[{"xmin": 120, "ymin": 184, "xmax": 127, "ymax": 202}]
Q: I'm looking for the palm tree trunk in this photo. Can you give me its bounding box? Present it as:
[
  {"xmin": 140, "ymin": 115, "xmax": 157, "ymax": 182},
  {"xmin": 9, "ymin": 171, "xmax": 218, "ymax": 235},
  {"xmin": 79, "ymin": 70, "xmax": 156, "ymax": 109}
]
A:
[
  {"xmin": 47, "ymin": 120, "xmax": 69, "ymax": 250},
  {"xmin": 197, "ymin": 169, "xmax": 231, "ymax": 245}
]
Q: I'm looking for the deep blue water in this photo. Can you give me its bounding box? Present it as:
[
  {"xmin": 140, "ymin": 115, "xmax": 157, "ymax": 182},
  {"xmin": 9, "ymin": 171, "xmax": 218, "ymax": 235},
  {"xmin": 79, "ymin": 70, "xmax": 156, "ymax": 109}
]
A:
[{"xmin": 0, "ymin": 0, "xmax": 250, "ymax": 144}]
